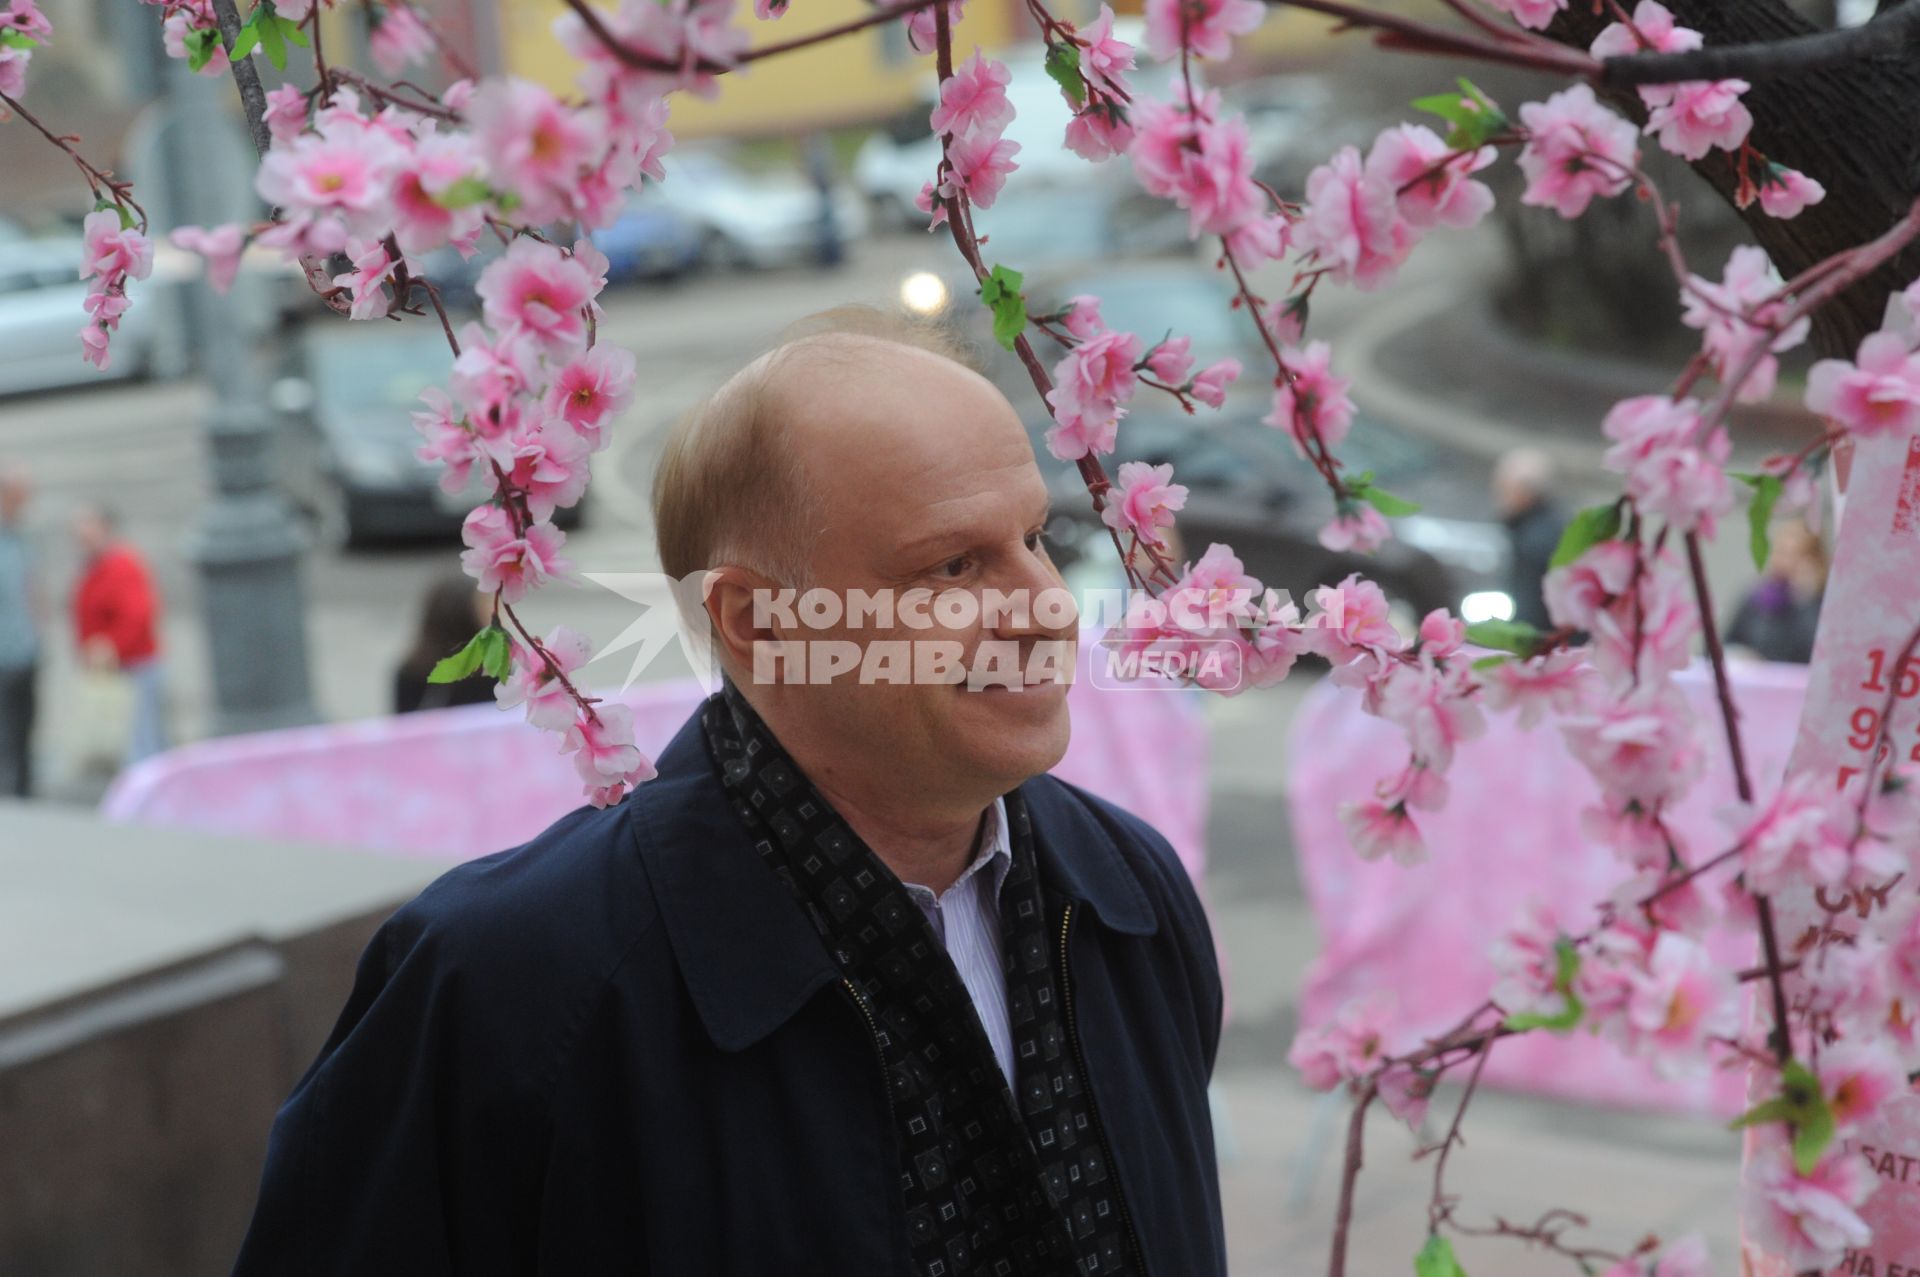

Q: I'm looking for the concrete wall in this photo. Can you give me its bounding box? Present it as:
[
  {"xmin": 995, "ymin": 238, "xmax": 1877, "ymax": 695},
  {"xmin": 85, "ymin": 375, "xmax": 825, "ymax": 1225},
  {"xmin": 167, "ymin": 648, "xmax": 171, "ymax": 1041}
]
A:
[{"xmin": 0, "ymin": 803, "xmax": 450, "ymax": 1277}]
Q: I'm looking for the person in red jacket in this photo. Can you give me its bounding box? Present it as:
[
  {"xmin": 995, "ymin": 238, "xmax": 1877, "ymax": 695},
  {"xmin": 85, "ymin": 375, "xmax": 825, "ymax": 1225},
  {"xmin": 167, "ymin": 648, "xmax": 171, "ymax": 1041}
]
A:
[{"xmin": 71, "ymin": 504, "xmax": 167, "ymax": 763}]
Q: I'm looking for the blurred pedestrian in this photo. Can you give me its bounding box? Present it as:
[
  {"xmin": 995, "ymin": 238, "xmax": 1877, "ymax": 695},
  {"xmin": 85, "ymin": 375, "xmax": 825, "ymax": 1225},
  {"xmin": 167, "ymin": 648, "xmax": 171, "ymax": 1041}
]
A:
[
  {"xmin": 71, "ymin": 504, "xmax": 167, "ymax": 764},
  {"xmin": 804, "ymin": 133, "xmax": 845, "ymax": 270},
  {"xmin": 1726, "ymin": 517, "xmax": 1827, "ymax": 664},
  {"xmin": 0, "ymin": 466, "xmax": 42, "ymax": 796},
  {"xmin": 393, "ymin": 575, "xmax": 496, "ymax": 713},
  {"xmin": 1492, "ymin": 447, "xmax": 1566, "ymax": 630}
]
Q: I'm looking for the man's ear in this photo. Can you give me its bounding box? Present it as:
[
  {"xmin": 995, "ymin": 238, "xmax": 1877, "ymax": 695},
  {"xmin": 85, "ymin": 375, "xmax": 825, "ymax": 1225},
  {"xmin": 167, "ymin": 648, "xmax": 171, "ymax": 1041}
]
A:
[{"xmin": 704, "ymin": 564, "xmax": 790, "ymax": 673}]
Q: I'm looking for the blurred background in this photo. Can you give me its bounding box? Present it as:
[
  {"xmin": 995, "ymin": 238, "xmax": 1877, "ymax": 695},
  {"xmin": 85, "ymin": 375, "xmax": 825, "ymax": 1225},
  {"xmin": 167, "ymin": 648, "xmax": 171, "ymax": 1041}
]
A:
[{"xmin": 0, "ymin": 0, "xmax": 1852, "ymax": 1272}]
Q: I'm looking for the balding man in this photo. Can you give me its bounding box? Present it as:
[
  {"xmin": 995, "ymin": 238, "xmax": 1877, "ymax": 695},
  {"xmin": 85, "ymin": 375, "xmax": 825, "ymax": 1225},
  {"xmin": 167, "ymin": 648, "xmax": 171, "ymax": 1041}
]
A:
[{"xmin": 233, "ymin": 314, "xmax": 1227, "ymax": 1277}]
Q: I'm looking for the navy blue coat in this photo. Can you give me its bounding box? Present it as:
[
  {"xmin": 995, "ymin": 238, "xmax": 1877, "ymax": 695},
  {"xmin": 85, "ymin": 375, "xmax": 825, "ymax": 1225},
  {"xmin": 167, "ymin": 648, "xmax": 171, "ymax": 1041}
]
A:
[{"xmin": 232, "ymin": 709, "xmax": 1227, "ymax": 1276}]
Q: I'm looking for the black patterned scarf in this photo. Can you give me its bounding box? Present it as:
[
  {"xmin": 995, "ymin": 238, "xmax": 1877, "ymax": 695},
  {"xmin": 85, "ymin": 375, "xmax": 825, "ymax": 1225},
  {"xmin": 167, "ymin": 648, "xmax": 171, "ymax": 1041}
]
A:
[{"xmin": 700, "ymin": 683, "xmax": 1141, "ymax": 1276}]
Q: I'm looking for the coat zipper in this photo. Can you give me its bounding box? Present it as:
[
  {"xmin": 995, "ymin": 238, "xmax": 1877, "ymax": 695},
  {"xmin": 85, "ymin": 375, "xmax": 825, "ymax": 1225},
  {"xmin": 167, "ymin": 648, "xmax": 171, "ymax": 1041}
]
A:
[
  {"xmin": 841, "ymin": 977, "xmax": 895, "ymax": 1128},
  {"xmin": 1058, "ymin": 903, "xmax": 1149, "ymax": 1276}
]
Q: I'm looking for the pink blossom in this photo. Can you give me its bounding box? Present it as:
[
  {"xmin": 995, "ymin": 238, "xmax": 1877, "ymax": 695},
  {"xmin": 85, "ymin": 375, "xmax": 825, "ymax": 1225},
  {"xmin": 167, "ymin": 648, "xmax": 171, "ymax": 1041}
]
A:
[
  {"xmin": 1261, "ymin": 294, "xmax": 1309, "ymax": 345},
  {"xmin": 1561, "ymin": 683, "xmax": 1702, "ymax": 807},
  {"xmin": 1336, "ymin": 798, "xmax": 1428, "ymax": 867},
  {"xmin": 80, "ymin": 211, "xmax": 153, "ymax": 284},
  {"xmin": 1364, "ymin": 124, "xmax": 1495, "ymax": 231},
  {"xmin": 412, "ymin": 388, "xmax": 482, "ymax": 494},
  {"xmin": 1806, "ymin": 329, "xmax": 1920, "ymax": 438},
  {"xmin": 0, "ymin": 42, "xmax": 27, "ymax": 98},
  {"xmin": 0, "ymin": 0, "xmax": 51, "ymax": 41},
  {"xmin": 262, "ymin": 83, "xmax": 307, "ymax": 143},
  {"xmin": 1741, "ymin": 1137, "xmax": 1875, "ymax": 1272},
  {"xmin": 1295, "ymin": 145, "xmax": 1412, "ymax": 290},
  {"xmin": 254, "ymin": 130, "xmax": 399, "ymax": 248},
  {"xmin": 161, "ymin": 10, "xmax": 228, "ymax": 77},
  {"xmin": 1287, "ymin": 991, "xmax": 1398, "ymax": 1089},
  {"xmin": 1144, "ymin": 335, "xmax": 1193, "ymax": 386},
  {"xmin": 1490, "ymin": 901, "xmax": 1573, "ymax": 1020},
  {"xmin": 1317, "ymin": 505, "xmax": 1389, "ymax": 554},
  {"xmin": 370, "ymin": 3, "xmax": 435, "ymax": 77},
  {"xmin": 477, "ymin": 238, "xmax": 598, "ymax": 361},
  {"xmin": 1242, "ymin": 610, "xmax": 1306, "ymax": 688},
  {"xmin": 334, "ymin": 237, "xmax": 397, "ymax": 321},
  {"xmin": 1584, "ymin": 800, "xmax": 1680, "ymax": 873},
  {"xmin": 449, "ymin": 322, "xmax": 536, "ymax": 431},
  {"xmin": 1483, "ymin": 0, "xmax": 1565, "ymax": 30},
  {"xmin": 1759, "ymin": 164, "xmax": 1825, "ymax": 220},
  {"xmin": 1680, "ymin": 245, "xmax": 1808, "ymax": 404},
  {"xmin": 1479, "ymin": 649, "xmax": 1596, "ymax": 729},
  {"xmin": 1375, "ymin": 659, "xmax": 1486, "ymax": 773},
  {"xmin": 389, "ymin": 132, "xmax": 487, "ymax": 255},
  {"xmin": 1543, "ymin": 539, "xmax": 1636, "ymax": 633},
  {"xmin": 1175, "ymin": 543, "xmax": 1263, "ymax": 628},
  {"xmin": 1418, "ymin": 609, "xmax": 1464, "ymax": 656},
  {"xmin": 485, "ymin": 419, "xmax": 593, "ymax": 522},
  {"xmin": 1077, "ymin": 6, "xmax": 1135, "ymax": 96},
  {"xmin": 903, "ymin": 0, "xmax": 963, "ymax": 55},
  {"xmin": 544, "ymin": 345, "xmax": 637, "ymax": 448},
  {"xmin": 458, "ymin": 504, "xmax": 571, "ymax": 603},
  {"xmin": 930, "ymin": 50, "xmax": 1013, "ymax": 138},
  {"xmin": 1307, "ymin": 572, "xmax": 1404, "ymax": 666},
  {"xmin": 1129, "ymin": 89, "xmax": 1265, "ymax": 237},
  {"xmin": 564, "ymin": 702, "xmax": 657, "ymax": 806},
  {"xmin": 1374, "ymin": 1063, "xmax": 1435, "ymax": 1130},
  {"xmin": 1645, "ymin": 79, "xmax": 1751, "ymax": 161},
  {"xmin": 1517, "ymin": 85, "xmax": 1638, "ymax": 219},
  {"xmin": 1143, "ymin": 0, "xmax": 1263, "ymax": 61},
  {"xmin": 1065, "ymin": 107, "xmax": 1134, "ymax": 163},
  {"xmin": 1062, "ymin": 295, "xmax": 1104, "ymax": 341},
  {"xmin": 1102, "ymin": 460, "xmax": 1187, "ymax": 549},
  {"xmin": 1190, "ymin": 358, "xmax": 1240, "ymax": 408},
  {"xmin": 497, "ymin": 625, "xmax": 595, "ymax": 732},
  {"xmin": 1600, "ymin": 395, "xmax": 1730, "ymax": 535},
  {"xmin": 1589, "ymin": 1, "xmax": 1702, "ymax": 60},
  {"xmin": 1820, "ymin": 1042, "xmax": 1905, "ymax": 1131},
  {"xmin": 1224, "ymin": 213, "xmax": 1290, "ymax": 268},
  {"xmin": 1623, "ymin": 931, "xmax": 1734, "ymax": 1067},
  {"xmin": 1722, "ymin": 770, "xmax": 1893, "ymax": 895},
  {"xmin": 468, "ymin": 78, "xmax": 608, "ymax": 227},
  {"xmin": 1601, "ymin": 1235, "xmax": 1710, "ymax": 1277},
  {"xmin": 1045, "ymin": 328, "xmax": 1142, "ymax": 460},
  {"xmin": 1262, "ymin": 341, "xmax": 1355, "ymax": 457},
  {"xmin": 169, "ymin": 223, "xmax": 246, "ymax": 295},
  {"xmin": 941, "ymin": 129, "xmax": 1020, "ymax": 209}
]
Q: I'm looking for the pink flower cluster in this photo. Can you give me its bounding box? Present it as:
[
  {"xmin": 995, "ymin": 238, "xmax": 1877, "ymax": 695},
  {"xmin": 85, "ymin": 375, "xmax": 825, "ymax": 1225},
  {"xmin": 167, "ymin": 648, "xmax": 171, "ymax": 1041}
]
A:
[
  {"xmin": 919, "ymin": 50, "xmax": 1021, "ymax": 220},
  {"xmin": 147, "ymin": 0, "xmax": 228, "ymax": 79},
  {"xmin": 369, "ymin": 3, "xmax": 435, "ymax": 78},
  {"xmin": 1130, "ymin": 85, "xmax": 1277, "ymax": 250},
  {"xmin": 1516, "ymin": 85, "xmax": 1639, "ymax": 219},
  {"xmin": 1590, "ymin": 3, "xmax": 1751, "ymax": 162},
  {"xmin": 1142, "ymin": 0, "xmax": 1262, "ymax": 62},
  {"xmin": 77, "ymin": 210, "xmax": 153, "ymax": 371},
  {"xmin": 497, "ymin": 627, "xmax": 657, "ymax": 806},
  {"xmin": 1806, "ymin": 326, "xmax": 1920, "ymax": 440},
  {"xmin": 1058, "ymin": 7, "xmax": 1139, "ymax": 162},
  {"xmin": 1101, "ymin": 460, "xmax": 1187, "ymax": 550},
  {"xmin": 1106, "ymin": 543, "xmax": 1308, "ymax": 695},
  {"xmin": 1263, "ymin": 340, "xmax": 1354, "ymax": 458},
  {"xmin": 1598, "ymin": 395, "xmax": 1731, "ymax": 535},
  {"xmin": 0, "ymin": 0, "xmax": 51, "ymax": 96},
  {"xmin": 1679, "ymin": 245, "xmax": 1809, "ymax": 404},
  {"xmin": 1286, "ymin": 991, "xmax": 1432, "ymax": 1128}
]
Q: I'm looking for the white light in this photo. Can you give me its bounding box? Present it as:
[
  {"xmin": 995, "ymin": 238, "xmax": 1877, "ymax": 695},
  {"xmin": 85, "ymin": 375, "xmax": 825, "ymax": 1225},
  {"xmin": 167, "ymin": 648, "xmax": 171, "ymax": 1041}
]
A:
[
  {"xmin": 1459, "ymin": 590, "xmax": 1515, "ymax": 624},
  {"xmin": 899, "ymin": 271, "xmax": 949, "ymax": 316}
]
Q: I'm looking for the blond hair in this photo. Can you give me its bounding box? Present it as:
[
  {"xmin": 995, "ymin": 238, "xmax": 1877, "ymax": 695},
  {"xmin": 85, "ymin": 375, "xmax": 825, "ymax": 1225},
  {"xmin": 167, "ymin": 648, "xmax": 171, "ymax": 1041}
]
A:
[{"xmin": 651, "ymin": 305, "xmax": 978, "ymax": 586}]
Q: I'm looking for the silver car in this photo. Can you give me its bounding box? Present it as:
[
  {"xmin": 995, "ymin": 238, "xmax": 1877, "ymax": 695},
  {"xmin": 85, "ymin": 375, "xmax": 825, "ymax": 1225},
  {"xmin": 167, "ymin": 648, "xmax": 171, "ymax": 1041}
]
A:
[{"xmin": 0, "ymin": 237, "xmax": 157, "ymax": 395}]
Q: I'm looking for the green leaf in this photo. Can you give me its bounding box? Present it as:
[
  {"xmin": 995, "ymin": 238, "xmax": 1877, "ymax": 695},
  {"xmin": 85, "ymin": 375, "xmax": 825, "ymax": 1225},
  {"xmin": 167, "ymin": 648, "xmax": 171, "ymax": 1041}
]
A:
[
  {"xmin": 1464, "ymin": 618, "xmax": 1542, "ymax": 658},
  {"xmin": 1504, "ymin": 938, "xmax": 1584, "ymax": 1032},
  {"xmin": 279, "ymin": 14, "xmax": 309, "ymax": 47},
  {"xmin": 92, "ymin": 197, "xmax": 135, "ymax": 231},
  {"xmin": 230, "ymin": 18, "xmax": 260, "ymax": 59},
  {"xmin": 1411, "ymin": 78, "xmax": 1507, "ymax": 151},
  {"xmin": 1728, "ymin": 1060, "xmax": 1836, "ymax": 1176},
  {"xmin": 428, "ymin": 626, "xmax": 509, "ymax": 684},
  {"xmin": 433, "ymin": 176, "xmax": 493, "ymax": 210},
  {"xmin": 258, "ymin": 9, "xmax": 289, "ymax": 69},
  {"xmin": 1354, "ymin": 480, "xmax": 1421, "ymax": 517},
  {"xmin": 978, "ymin": 264, "xmax": 1027, "ymax": 352},
  {"xmin": 0, "ymin": 29, "xmax": 40, "ymax": 49},
  {"xmin": 181, "ymin": 26, "xmax": 216, "ymax": 70},
  {"xmin": 1549, "ymin": 499, "xmax": 1624, "ymax": 569},
  {"xmin": 1470, "ymin": 654, "xmax": 1510, "ymax": 672},
  {"xmin": 1737, "ymin": 472, "xmax": 1784, "ymax": 572},
  {"xmin": 1414, "ymin": 1234, "xmax": 1468, "ymax": 1277},
  {"xmin": 1044, "ymin": 41, "xmax": 1085, "ymax": 107}
]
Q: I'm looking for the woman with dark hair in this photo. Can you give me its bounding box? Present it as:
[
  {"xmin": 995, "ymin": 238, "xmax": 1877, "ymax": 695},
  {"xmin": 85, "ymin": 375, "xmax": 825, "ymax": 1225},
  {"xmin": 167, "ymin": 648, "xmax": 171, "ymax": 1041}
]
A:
[
  {"xmin": 1726, "ymin": 517, "xmax": 1828, "ymax": 665},
  {"xmin": 392, "ymin": 575, "xmax": 496, "ymax": 714}
]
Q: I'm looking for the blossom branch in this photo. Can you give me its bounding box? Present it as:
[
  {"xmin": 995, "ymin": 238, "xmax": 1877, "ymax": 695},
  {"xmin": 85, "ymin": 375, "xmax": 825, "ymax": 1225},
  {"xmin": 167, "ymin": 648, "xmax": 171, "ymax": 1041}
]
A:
[
  {"xmin": 560, "ymin": 0, "xmax": 949, "ymax": 74},
  {"xmin": 1601, "ymin": 1, "xmax": 1920, "ymax": 87},
  {"xmin": 209, "ymin": 0, "xmax": 272, "ymax": 159},
  {"xmin": 0, "ymin": 92, "xmax": 148, "ymax": 230}
]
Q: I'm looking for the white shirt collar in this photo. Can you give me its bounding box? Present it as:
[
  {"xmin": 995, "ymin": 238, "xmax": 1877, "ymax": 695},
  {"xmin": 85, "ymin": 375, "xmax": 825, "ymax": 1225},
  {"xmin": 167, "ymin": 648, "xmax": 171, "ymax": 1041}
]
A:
[{"xmin": 903, "ymin": 796, "xmax": 1013, "ymax": 906}]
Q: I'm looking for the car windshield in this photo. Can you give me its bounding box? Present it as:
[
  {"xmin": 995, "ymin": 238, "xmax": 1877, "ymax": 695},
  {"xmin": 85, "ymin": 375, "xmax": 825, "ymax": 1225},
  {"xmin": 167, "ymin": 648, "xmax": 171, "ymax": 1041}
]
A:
[{"xmin": 305, "ymin": 331, "xmax": 453, "ymax": 434}]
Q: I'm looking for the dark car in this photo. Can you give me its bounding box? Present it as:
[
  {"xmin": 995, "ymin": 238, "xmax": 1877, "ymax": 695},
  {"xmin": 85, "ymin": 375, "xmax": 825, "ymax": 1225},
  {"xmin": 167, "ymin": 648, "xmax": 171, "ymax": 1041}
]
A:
[
  {"xmin": 590, "ymin": 189, "xmax": 705, "ymax": 284},
  {"xmin": 984, "ymin": 266, "xmax": 1512, "ymax": 621},
  {"xmin": 275, "ymin": 325, "xmax": 586, "ymax": 548}
]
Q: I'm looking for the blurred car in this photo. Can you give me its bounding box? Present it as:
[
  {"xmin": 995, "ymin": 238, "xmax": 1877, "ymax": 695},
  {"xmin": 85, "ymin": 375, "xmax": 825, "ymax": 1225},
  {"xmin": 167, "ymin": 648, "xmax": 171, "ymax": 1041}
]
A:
[
  {"xmin": 590, "ymin": 188, "xmax": 705, "ymax": 283},
  {"xmin": 274, "ymin": 325, "xmax": 586, "ymax": 548},
  {"xmin": 986, "ymin": 265, "xmax": 1512, "ymax": 620},
  {"xmin": 0, "ymin": 237, "xmax": 158, "ymax": 395},
  {"xmin": 653, "ymin": 150, "xmax": 870, "ymax": 270}
]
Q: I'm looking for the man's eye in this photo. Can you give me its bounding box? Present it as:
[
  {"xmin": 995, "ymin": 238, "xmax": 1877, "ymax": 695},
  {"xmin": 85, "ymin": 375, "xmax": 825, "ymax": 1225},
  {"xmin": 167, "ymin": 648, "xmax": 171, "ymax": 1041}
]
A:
[
  {"xmin": 1025, "ymin": 530, "xmax": 1046, "ymax": 553},
  {"xmin": 941, "ymin": 556, "xmax": 971, "ymax": 578}
]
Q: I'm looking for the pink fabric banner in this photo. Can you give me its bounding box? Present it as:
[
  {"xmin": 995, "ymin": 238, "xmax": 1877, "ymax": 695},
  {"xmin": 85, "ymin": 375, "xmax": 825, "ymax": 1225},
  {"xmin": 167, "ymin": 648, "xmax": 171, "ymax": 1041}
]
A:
[{"xmin": 1288, "ymin": 659, "xmax": 1811, "ymax": 1119}]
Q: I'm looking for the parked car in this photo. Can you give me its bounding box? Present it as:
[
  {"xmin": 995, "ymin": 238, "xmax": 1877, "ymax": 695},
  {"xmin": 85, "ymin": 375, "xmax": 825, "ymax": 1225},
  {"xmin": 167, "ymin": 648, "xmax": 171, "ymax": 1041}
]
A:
[
  {"xmin": 590, "ymin": 188, "xmax": 706, "ymax": 284},
  {"xmin": 652, "ymin": 150, "xmax": 870, "ymax": 271},
  {"xmin": 990, "ymin": 265, "xmax": 1512, "ymax": 621},
  {"xmin": 0, "ymin": 237, "xmax": 159, "ymax": 395},
  {"xmin": 274, "ymin": 325, "xmax": 586, "ymax": 548}
]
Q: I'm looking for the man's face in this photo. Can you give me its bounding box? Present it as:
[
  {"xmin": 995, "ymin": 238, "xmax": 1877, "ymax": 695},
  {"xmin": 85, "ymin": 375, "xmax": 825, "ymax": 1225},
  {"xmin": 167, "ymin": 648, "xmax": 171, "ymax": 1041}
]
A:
[{"xmin": 764, "ymin": 345, "xmax": 1079, "ymax": 797}]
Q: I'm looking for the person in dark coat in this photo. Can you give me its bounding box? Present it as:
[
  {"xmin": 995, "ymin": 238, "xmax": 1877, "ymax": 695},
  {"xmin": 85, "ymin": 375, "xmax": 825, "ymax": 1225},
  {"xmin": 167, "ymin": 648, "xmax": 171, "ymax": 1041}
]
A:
[
  {"xmin": 232, "ymin": 312, "xmax": 1227, "ymax": 1277},
  {"xmin": 393, "ymin": 574, "xmax": 498, "ymax": 713},
  {"xmin": 1726, "ymin": 516, "xmax": 1827, "ymax": 664},
  {"xmin": 1493, "ymin": 447, "xmax": 1567, "ymax": 631}
]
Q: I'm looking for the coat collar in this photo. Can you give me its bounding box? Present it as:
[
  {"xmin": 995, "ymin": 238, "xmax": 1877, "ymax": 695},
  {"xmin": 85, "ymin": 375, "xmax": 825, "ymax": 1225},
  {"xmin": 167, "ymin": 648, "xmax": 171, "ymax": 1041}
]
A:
[{"xmin": 627, "ymin": 704, "xmax": 1159, "ymax": 1052}]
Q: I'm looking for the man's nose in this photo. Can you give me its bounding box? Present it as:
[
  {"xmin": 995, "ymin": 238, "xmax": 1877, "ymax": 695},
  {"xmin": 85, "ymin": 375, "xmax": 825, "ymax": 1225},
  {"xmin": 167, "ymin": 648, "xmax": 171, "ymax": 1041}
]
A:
[{"xmin": 989, "ymin": 549, "xmax": 1078, "ymax": 641}]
